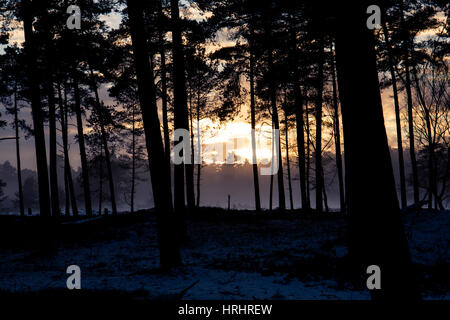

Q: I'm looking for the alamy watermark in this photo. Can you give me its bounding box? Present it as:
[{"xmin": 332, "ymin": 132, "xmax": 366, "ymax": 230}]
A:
[{"xmin": 172, "ymin": 128, "xmax": 280, "ymax": 176}]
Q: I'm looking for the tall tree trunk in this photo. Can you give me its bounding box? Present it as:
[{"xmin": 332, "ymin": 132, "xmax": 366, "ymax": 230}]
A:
[
  {"xmin": 249, "ymin": 27, "xmax": 261, "ymax": 212},
  {"xmin": 158, "ymin": 0, "xmax": 173, "ymax": 205},
  {"xmin": 14, "ymin": 80, "xmax": 25, "ymax": 217},
  {"xmin": 400, "ymin": 0, "xmax": 420, "ymax": 204},
  {"xmin": 64, "ymin": 164, "xmax": 70, "ymax": 215},
  {"xmin": 89, "ymin": 68, "xmax": 118, "ymax": 216},
  {"xmin": 266, "ymin": 22, "xmax": 286, "ymax": 211},
  {"xmin": 330, "ymin": 44, "xmax": 345, "ymax": 212},
  {"xmin": 289, "ymin": 21, "xmax": 308, "ymax": 210},
  {"xmin": 335, "ymin": 1, "xmax": 419, "ymax": 300},
  {"xmin": 315, "ymin": 36, "xmax": 324, "ymax": 213},
  {"xmin": 269, "ymin": 126, "xmax": 275, "ymax": 212},
  {"xmin": 131, "ymin": 105, "xmax": 136, "ymax": 215},
  {"xmin": 382, "ymin": 21, "xmax": 407, "ymax": 209},
  {"xmin": 72, "ymin": 69, "xmax": 93, "ymax": 217},
  {"xmin": 60, "ymin": 81, "xmax": 78, "ymax": 217},
  {"xmin": 321, "ymin": 166, "xmax": 329, "ymax": 213},
  {"xmin": 22, "ymin": 0, "xmax": 51, "ymax": 217},
  {"xmin": 47, "ymin": 74, "xmax": 60, "ymax": 217},
  {"xmin": 127, "ymin": 0, "xmax": 181, "ymax": 268},
  {"xmin": 284, "ymin": 109, "xmax": 294, "ymax": 210},
  {"xmin": 99, "ymin": 148, "xmax": 103, "ymax": 215},
  {"xmin": 305, "ymin": 97, "xmax": 311, "ymax": 205},
  {"xmin": 189, "ymin": 90, "xmax": 195, "ymax": 183},
  {"xmin": 196, "ymin": 92, "xmax": 201, "ymax": 208},
  {"xmin": 171, "ymin": 0, "xmax": 195, "ymax": 214},
  {"xmin": 42, "ymin": 10, "xmax": 60, "ymax": 218},
  {"xmin": 412, "ymin": 68, "xmax": 436, "ymax": 209}
]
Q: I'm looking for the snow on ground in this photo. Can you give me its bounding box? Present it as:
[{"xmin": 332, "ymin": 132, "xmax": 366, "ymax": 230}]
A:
[{"xmin": 0, "ymin": 210, "xmax": 448, "ymax": 300}]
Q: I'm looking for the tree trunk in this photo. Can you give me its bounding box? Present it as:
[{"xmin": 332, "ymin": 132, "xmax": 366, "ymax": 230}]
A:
[
  {"xmin": 72, "ymin": 69, "xmax": 93, "ymax": 217},
  {"xmin": 42, "ymin": 10, "xmax": 60, "ymax": 218},
  {"xmin": 64, "ymin": 164, "xmax": 69, "ymax": 216},
  {"xmin": 382, "ymin": 21, "xmax": 407, "ymax": 209},
  {"xmin": 131, "ymin": 105, "xmax": 136, "ymax": 215},
  {"xmin": 22, "ymin": 0, "xmax": 51, "ymax": 217},
  {"xmin": 196, "ymin": 92, "xmax": 201, "ymax": 208},
  {"xmin": 171, "ymin": 0, "xmax": 195, "ymax": 214},
  {"xmin": 266, "ymin": 22, "xmax": 285, "ymax": 211},
  {"xmin": 334, "ymin": 1, "xmax": 420, "ymax": 300},
  {"xmin": 158, "ymin": 0, "xmax": 173, "ymax": 205},
  {"xmin": 284, "ymin": 109, "xmax": 294, "ymax": 210},
  {"xmin": 412, "ymin": 68, "xmax": 436, "ymax": 209},
  {"xmin": 47, "ymin": 75, "xmax": 60, "ymax": 217},
  {"xmin": 13, "ymin": 80, "xmax": 25, "ymax": 217},
  {"xmin": 127, "ymin": 0, "xmax": 181, "ymax": 268},
  {"xmin": 321, "ymin": 166, "xmax": 329, "ymax": 213},
  {"xmin": 315, "ymin": 36, "xmax": 324, "ymax": 213},
  {"xmin": 305, "ymin": 97, "xmax": 311, "ymax": 205},
  {"xmin": 330, "ymin": 44, "xmax": 345, "ymax": 212},
  {"xmin": 89, "ymin": 68, "xmax": 118, "ymax": 216},
  {"xmin": 400, "ymin": 0, "xmax": 420, "ymax": 204},
  {"xmin": 289, "ymin": 21, "xmax": 308, "ymax": 210},
  {"xmin": 99, "ymin": 148, "xmax": 103, "ymax": 215},
  {"xmin": 189, "ymin": 91, "xmax": 195, "ymax": 185},
  {"xmin": 60, "ymin": 81, "xmax": 78, "ymax": 217},
  {"xmin": 249, "ymin": 27, "xmax": 261, "ymax": 212}
]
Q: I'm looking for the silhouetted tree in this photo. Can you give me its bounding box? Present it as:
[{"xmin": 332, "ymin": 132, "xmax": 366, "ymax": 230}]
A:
[
  {"xmin": 127, "ymin": 0, "xmax": 181, "ymax": 268},
  {"xmin": 334, "ymin": 0, "xmax": 419, "ymax": 299}
]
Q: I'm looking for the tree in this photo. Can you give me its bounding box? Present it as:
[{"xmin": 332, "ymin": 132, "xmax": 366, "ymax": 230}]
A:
[
  {"xmin": 413, "ymin": 58, "xmax": 449, "ymax": 209},
  {"xmin": 0, "ymin": 46, "xmax": 25, "ymax": 216},
  {"xmin": 334, "ymin": 0, "xmax": 419, "ymax": 299},
  {"xmin": 262, "ymin": 3, "xmax": 286, "ymax": 211},
  {"xmin": 57, "ymin": 80, "xmax": 78, "ymax": 216},
  {"xmin": 380, "ymin": 14, "xmax": 407, "ymax": 209},
  {"xmin": 20, "ymin": 0, "xmax": 51, "ymax": 217},
  {"xmin": 314, "ymin": 36, "xmax": 324, "ymax": 213},
  {"xmin": 127, "ymin": 0, "xmax": 181, "ymax": 268},
  {"xmin": 157, "ymin": 0, "xmax": 173, "ymax": 205},
  {"xmin": 329, "ymin": 43, "xmax": 345, "ymax": 212},
  {"xmin": 171, "ymin": 0, "xmax": 196, "ymax": 217},
  {"xmin": 72, "ymin": 68, "xmax": 93, "ymax": 216},
  {"xmin": 288, "ymin": 12, "xmax": 310, "ymax": 210},
  {"xmin": 206, "ymin": 0, "xmax": 263, "ymax": 211}
]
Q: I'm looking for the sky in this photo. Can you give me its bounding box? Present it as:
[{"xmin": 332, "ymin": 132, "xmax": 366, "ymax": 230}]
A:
[
  {"xmin": 0, "ymin": 3, "xmax": 431, "ymax": 171},
  {"xmin": 0, "ymin": 3, "xmax": 447, "ymax": 210}
]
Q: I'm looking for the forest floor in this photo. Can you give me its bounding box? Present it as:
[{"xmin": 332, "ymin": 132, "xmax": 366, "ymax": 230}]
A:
[{"xmin": 0, "ymin": 208, "xmax": 448, "ymax": 300}]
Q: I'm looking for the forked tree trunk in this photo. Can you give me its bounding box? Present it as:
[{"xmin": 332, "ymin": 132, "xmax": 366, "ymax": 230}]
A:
[
  {"xmin": 22, "ymin": 0, "xmax": 51, "ymax": 217},
  {"xmin": 127, "ymin": 0, "xmax": 181, "ymax": 268}
]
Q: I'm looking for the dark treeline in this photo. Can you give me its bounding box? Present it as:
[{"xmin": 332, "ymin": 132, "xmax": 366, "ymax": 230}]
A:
[{"xmin": 0, "ymin": 0, "xmax": 448, "ymax": 298}]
